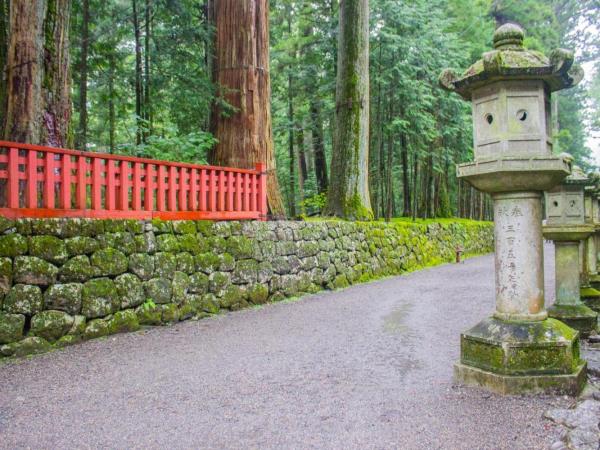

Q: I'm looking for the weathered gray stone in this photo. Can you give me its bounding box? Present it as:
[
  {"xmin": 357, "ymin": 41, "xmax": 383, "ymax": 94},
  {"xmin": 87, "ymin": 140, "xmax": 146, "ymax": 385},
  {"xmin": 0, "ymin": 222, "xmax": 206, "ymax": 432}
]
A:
[
  {"xmin": 176, "ymin": 252, "xmax": 195, "ymax": 274},
  {"xmin": 3, "ymin": 284, "xmax": 43, "ymax": 315},
  {"xmin": 65, "ymin": 236, "xmax": 100, "ymax": 256},
  {"xmin": 0, "ymin": 313, "xmax": 25, "ymax": 344},
  {"xmin": 144, "ymin": 278, "xmax": 173, "ymax": 304},
  {"xmin": 232, "ymin": 260, "xmax": 258, "ymax": 284},
  {"xmin": 177, "ymin": 234, "xmax": 200, "ymax": 254},
  {"xmin": 44, "ymin": 283, "xmax": 83, "ymax": 315},
  {"xmin": 161, "ymin": 303, "xmax": 179, "ymax": 323},
  {"xmin": 30, "ymin": 310, "xmax": 74, "ymax": 342},
  {"xmin": 28, "ymin": 235, "xmax": 68, "ymax": 264},
  {"xmin": 14, "ymin": 256, "xmax": 58, "ymax": 285},
  {"xmin": 81, "ymin": 278, "xmax": 119, "ymax": 318},
  {"xmin": 115, "ymin": 273, "xmax": 145, "ymax": 309},
  {"xmin": 154, "ymin": 252, "xmax": 177, "ymax": 279},
  {"xmin": 83, "ymin": 318, "xmax": 111, "ymax": 340},
  {"xmin": 247, "ymin": 284, "xmax": 269, "ymax": 304},
  {"xmin": 109, "ymin": 309, "xmax": 140, "ymax": 333},
  {"xmin": 90, "ymin": 248, "xmax": 128, "ymax": 276},
  {"xmin": 189, "ymin": 272, "xmax": 209, "ymax": 294},
  {"xmin": 0, "ymin": 336, "xmax": 51, "ymax": 357},
  {"xmin": 172, "ymin": 271, "xmax": 190, "ymax": 304},
  {"xmin": 172, "ymin": 220, "xmax": 197, "ymax": 234},
  {"xmin": 97, "ymin": 232, "xmax": 137, "ymax": 255},
  {"xmin": 0, "ymin": 257, "xmax": 12, "ymax": 298},
  {"xmin": 128, "ymin": 253, "xmax": 155, "ymax": 280},
  {"xmin": 135, "ymin": 302, "xmax": 162, "ymax": 325},
  {"xmin": 156, "ymin": 234, "xmax": 180, "ymax": 252},
  {"xmin": 59, "ymin": 255, "xmax": 94, "ymax": 282},
  {"xmin": 68, "ymin": 315, "xmax": 86, "ymax": 336},
  {"xmin": 195, "ymin": 252, "xmax": 220, "ymax": 274},
  {"xmin": 209, "ymin": 272, "xmax": 230, "ymax": 297},
  {"xmin": 0, "ymin": 233, "xmax": 27, "ymax": 257}
]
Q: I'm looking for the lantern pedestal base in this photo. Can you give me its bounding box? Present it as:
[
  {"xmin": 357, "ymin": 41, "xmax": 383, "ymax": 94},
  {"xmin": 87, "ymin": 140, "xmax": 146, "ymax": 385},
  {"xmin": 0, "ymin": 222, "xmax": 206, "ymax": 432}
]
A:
[
  {"xmin": 454, "ymin": 361, "xmax": 587, "ymax": 396},
  {"xmin": 455, "ymin": 317, "xmax": 585, "ymax": 395},
  {"xmin": 580, "ymin": 286, "xmax": 600, "ymax": 301},
  {"xmin": 547, "ymin": 304, "xmax": 598, "ymax": 336}
]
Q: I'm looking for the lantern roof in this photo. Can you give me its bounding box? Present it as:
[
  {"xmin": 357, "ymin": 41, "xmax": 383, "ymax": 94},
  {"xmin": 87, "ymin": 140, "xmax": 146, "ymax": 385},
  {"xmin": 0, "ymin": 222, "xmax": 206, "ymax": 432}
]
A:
[{"xmin": 439, "ymin": 23, "xmax": 583, "ymax": 99}]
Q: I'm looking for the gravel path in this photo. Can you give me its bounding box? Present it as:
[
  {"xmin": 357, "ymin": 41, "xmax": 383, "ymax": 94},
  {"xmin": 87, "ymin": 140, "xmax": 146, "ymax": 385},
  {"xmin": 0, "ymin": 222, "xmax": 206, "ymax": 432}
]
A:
[{"xmin": 0, "ymin": 247, "xmax": 570, "ymax": 449}]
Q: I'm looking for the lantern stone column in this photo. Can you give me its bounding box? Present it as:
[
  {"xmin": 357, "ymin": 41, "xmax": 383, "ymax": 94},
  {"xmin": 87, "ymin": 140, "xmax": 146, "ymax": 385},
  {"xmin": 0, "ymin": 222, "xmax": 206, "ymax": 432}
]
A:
[
  {"xmin": 544, "ymin": 166, "xmax": 598, "ymax": 335},
  {"xmin": 440, "ymin": 23, "xmax": 586, "ymax": 395},
  {"xmin": 581, "ymin": 186, "xmax": 600, "ymax": 302}
]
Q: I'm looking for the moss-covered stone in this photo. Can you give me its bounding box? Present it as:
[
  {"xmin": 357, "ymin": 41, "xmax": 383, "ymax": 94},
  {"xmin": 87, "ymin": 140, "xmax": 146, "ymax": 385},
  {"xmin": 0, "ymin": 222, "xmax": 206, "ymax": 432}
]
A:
[
  {"xmin": 209, "ymin": 272, "xmax": 230, "ymax": 297},
  {"xmin": 220, "ymin": 285, "xmax": 244, "ymax": 309},
  {"xmin": 44, "ymin": 283, "xmax": 82, "ymax": 315},
  {"xmin": 232, "ymin": 259, "xmax": 258, "ymax": 284},
  {"xmin": 30, "ymin": 310, "xmax": 74, "ymax": 342},
  {"xmin": 154, "ymin": 252, "xmax": 177, "ymax": 279},
  {"xmin": 81, "ymin": 278, "xmax": 119, "ymax": 318},
  {"xmin": 196, "ymin": 220, "xmax": 214, "ymax": 237},
  {"xmin": 156, "ymin": 234, "xmax": 180, "ymax": 252},
  {"xmin": 189, "ymin": 272, "xmax": 209, "ymax": 294},
  {"xmin": 135, "ymin": 301, "xmax": 162, "ymax": 325},
  {"xmin": 64, "ymin": 236, "xmax": 100, "ymax": 256},
  {"xmin": 79, "ymin": 219, "xmax": 105, "ymax": 236},
  {"xmin": 0, "ymin": 217, "xmax": 15, "ymax": 233},
  {"xmin": 152, "ymin": 219, "xmax": 173, "ymax": 234},
  {"xmin": 0, "ymin": 336, "xmax": 52, "ymax": 357},
  {"xmin": 55, "ymin": 334, "xmax": 81, "ymax": 348},
  {"xmin": 103, "ymin": 219, "xmax": 127, "ymax": 233},
  {"xmin": 172, "ymin": 271, "xmax": 190, "ymax": 304},
  {"xmin": 83, "ymin": 318, "xmax": 111, "ymax": 340},
  {"xmin": 247, "ymin": 284, "xmax": 269, "ymax": 304},
  {"xmin": 115, "ymin": 273, "xmax": 145, "ymax": 309},
  {"xmin": 226, "ymin": 236, "xmax": 254, "ymax": 259},
  {"xmin": 28, "ymin": 235, "xmax": 68, "ymax": 264},
  {"xmin": 4, "ymin": 284, "xmax": 43, "ymax": 315},
  {"xmin": 200, "ymin": 294, "xmax": 219, "ymax": 313},
  {"xmin": 161, "ymin": 303, "xmax": 179, "ymax": 323},
  {"xmin": 172, "ymin": 220, "xmax": 197, "ymax": 234},
  {"xmin": 109, "ymin": 309, "xmax": 140, "ymax": 333},
  {"xmin": 97, "ymin": 232, "xmax": 137, "ymax": 255},
  {"xmin": 128, "ymin": 253, "xmax": 154, "ymax": 281},
  {"xmin": 0, "ymin": 313, "xmax": 25, "ymax": 344},
  {"xmin": 143, "ymin": 277, "xmax": 173, "ymax": 304},
  {"xmin": 134, "ymin": 232, "xmax": 157, "ymax": 254},
  {"xmin": 59, "ymin": 255, "xmax": 94, "ymax": 282},
  {"xmin": 68, "ymin": 315, "xmax": 86, "ymax": 336},
  {"xmin": 90, "ymin": 248, "xmax": 128, "ymax": 276},
  {"xmin": 176, "ymin": 252, "xmax": 195, "ymax": 274},
  {"xmin": 177, "ymin": 234, "xmax": 200, "ymax": 254},
  {"xmin": 0, "ymin": 257, "xmax": 12, "ymax": 298},
  {"xmin": 125, "ymin": 220, "xmax": 144, "ymax": 234},
  {"xmin": 0, "ymin": 233, "xmax": 27, "ymax": 257},
  {"xmin": 195, "ymin": 252, "xmax": 220, "ymax": 274}
]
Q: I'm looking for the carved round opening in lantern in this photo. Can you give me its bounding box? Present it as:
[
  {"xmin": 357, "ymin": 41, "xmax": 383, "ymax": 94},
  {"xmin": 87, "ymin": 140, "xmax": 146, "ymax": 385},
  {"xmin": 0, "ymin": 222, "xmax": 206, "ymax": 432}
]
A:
[
  {"xmin": 485, "ymin": 113, "xmax": 494, "ymax": 125},
  {"xmin": 516, "ymin": 109, "xmax": 528, "ymax": 121}
]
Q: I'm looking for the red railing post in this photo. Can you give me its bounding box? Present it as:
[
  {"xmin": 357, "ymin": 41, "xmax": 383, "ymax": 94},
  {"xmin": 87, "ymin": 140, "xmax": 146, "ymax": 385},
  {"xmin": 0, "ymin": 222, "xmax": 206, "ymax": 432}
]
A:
[
  {"xmin": 255, "ymin": 162, "xmax": 267, "ymax": 221},
  {"xmin": 44, "ymin": 151, "xmax": 56, "ymax": 209},
  {"xmin": 7, "ymin": 147, "xmax": 19, "ymax": 208},
  {"xmin": 61, "ymin": 153, "xmax": 72, "ymax": 209},
  {"xmin": 26, "ymin": 149, "xmax": 37, "ymax": 208}
]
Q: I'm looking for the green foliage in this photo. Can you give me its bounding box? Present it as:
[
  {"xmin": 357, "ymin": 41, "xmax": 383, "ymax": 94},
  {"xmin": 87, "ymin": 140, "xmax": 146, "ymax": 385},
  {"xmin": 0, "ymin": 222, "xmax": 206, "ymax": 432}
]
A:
[
  {"xmin": 120, "ymin": 131, "xmax": 217, "ymax": 164},
  {"xmin": 300, "ymin": 193, "xmax": 327, "ymax": 216}
]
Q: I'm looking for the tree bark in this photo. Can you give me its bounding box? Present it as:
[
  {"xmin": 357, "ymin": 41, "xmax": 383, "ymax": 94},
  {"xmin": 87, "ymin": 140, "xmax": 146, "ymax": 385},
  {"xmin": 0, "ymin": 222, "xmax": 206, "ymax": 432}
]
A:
[
  {"xmin": 144, "ymin": 0, "xmax": 152, "ymax": 136},
  {"xmin": 132, "ymin": 0, "xmax": 143, "ymax": 145},
  {"xmin": 76, "ymin": 0, "xmax": 89, "ymax": 149},
  {"xmin": 325, "ymin": 0, "xmax": 372, "ymax": 219},
  {"xmin": 4, "ymin": 0, "xmax": 72, "ymax": 147},
  {"xmin": 210, "ymin": 0, "xmax": 285, "ymax": 217},
  {"xmin": 309, "ymin": 98, "xmax": 328, "ymax": 194},
  {"xmin": 0, "ymin": 0, "xmax": 9, "ymax": 134}
]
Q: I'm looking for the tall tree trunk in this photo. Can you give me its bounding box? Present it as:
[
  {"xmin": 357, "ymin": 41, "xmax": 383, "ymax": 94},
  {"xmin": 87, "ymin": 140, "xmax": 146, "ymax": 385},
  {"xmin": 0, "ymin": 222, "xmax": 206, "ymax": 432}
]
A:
[
  {"xmin": 325, "ymin": 0, "xmax": 372, "ymax": 219},
  {"xmin": 210, "ymin": 0, "xmax": 285, "ymax": 217},
  {"xmin": 42, "ymin": 0, "xmax": 72, "ymax": 148},
  {"xmin": 76, "ymin": 0, "xmax": 89, "ymax": 150},
  {"xmin": 287, "ymin": 69, "xmax": 296, "ymax": 217},
  {"xmin": 0, "ymin": 0, "xmax": 9, "ymax": 134},
  {"xmin": 309, "ymin": 98, "xmax": 328, "ymax": 193},
  {"xmin": 144, "ymin": 0, "xmax": 152, "ymax": 136},
  {"xmin": 108, "ymin": 52, "xmax": 116, "ymax": 153},
  {"xmin": 4, "ymin": 0, "xmax": 71, "ymax": 147},
  {"xmin": 401, "ymin": 133, "xmax": 410, "ymax": 216},
  {"xmin": 132, "ymin": 0, "xmax": 143, "ymax": 145},
  {"xmin": 297, "ymin": 122, "xmax": 306, "ymax": 209}
]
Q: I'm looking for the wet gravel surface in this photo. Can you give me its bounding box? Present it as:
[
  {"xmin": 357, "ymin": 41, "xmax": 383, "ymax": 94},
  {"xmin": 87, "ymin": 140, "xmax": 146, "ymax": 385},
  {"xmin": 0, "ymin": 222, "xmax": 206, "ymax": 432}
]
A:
[{"xmin": 0, "ymin": 246, "xmax": 570, "ymax": 449}]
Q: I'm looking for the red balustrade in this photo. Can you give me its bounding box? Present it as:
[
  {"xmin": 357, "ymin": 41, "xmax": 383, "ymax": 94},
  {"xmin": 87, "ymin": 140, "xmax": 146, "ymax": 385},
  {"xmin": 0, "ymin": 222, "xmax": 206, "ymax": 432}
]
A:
[{"xmin": 0, "ymin": 141, "xmax": 268, "ymax": 221}]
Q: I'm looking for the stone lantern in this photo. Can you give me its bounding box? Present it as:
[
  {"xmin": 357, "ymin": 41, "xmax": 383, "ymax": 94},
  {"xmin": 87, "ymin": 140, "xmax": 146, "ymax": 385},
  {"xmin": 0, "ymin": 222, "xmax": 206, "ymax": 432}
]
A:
[
  {"xmin": 543, "ymin": 164, "xmax": 598, "ymax": 335},
  {"xmin": 440, "ymin": 23, "xmax": 586, "ymax": 395},
  {"xmin": 580, "ymin": 185, "xmax": 600, "ymax": 301}
]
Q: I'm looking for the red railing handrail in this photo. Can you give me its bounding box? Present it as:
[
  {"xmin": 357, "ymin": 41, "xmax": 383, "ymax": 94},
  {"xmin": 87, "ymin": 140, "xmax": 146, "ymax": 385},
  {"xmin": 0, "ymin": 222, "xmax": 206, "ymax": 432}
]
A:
[
  {"xmin": 0, "ymin": 140, "xmax": 263, "ymax": 175},
  {"xmin": 0, "ymin": 141, "xmax": 268, "ymax": 221}
]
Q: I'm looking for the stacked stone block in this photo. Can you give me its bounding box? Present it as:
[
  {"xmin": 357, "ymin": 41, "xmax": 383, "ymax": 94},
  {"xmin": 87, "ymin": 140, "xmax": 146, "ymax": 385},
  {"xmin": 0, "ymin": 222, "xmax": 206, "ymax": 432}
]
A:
[{"xmin": 0, "ymin": 217, "xmax": 493, "ymax": 358}]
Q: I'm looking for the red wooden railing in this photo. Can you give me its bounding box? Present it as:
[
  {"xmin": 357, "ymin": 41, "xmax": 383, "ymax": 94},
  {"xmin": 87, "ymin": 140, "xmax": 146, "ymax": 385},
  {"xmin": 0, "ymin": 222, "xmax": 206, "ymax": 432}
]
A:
[{"xmin": 0, "ymin": 141, "xmax": 267, "ymax": 221}]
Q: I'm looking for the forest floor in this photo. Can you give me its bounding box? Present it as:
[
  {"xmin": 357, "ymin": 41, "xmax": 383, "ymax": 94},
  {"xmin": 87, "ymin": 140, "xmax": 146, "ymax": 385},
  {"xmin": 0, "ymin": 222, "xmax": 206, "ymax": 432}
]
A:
[{"xmin": 0, "ymin": 246, "xmax": 585, "ymax": 449}]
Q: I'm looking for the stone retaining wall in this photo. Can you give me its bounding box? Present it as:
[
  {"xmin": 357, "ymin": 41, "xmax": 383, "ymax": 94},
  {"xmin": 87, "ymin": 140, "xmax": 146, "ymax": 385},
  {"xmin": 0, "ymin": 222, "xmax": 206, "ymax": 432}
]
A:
[{"xmin": 0, "ymin": 218, "xmax": 493, "ymax": 358}]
